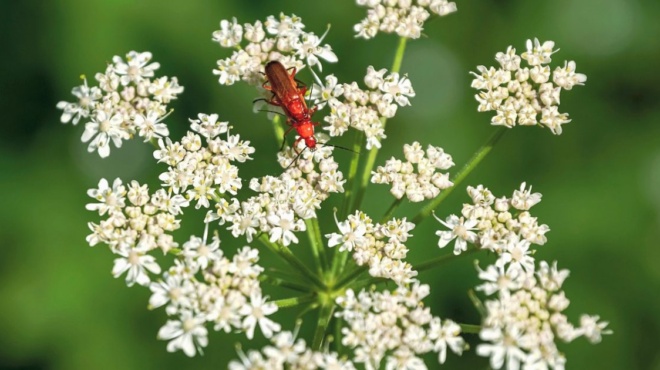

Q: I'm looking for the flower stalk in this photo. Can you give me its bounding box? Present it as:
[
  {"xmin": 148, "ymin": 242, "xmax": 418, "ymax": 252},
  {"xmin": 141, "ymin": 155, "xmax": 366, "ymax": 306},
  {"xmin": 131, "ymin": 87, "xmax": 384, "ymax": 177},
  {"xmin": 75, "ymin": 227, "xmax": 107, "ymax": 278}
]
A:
[{"xmin": 412, "ymin": 126, "xmax": 507, "ymax": 225}]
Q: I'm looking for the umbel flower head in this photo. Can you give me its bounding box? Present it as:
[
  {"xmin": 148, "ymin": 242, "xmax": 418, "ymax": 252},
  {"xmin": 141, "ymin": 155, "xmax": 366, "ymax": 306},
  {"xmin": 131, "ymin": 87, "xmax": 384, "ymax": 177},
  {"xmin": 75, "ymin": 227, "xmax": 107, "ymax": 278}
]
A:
[
  {"xmin": 354, "ymin": 0, "xmax": 458, "ymax": 39},
  {"xmin": 371, "ymin": 141, "xmax": 454, "ymax": 202},
  {"xmin": 471, "ymin": 38, "xmax": 587, "ymax": 135},
  {"xmin": 57, "ymin": 51, "xmax": 183, "ymax": 157},
  {"xmin": 57, "ymin": 5, "xmax": 610, "ymax": 368}
]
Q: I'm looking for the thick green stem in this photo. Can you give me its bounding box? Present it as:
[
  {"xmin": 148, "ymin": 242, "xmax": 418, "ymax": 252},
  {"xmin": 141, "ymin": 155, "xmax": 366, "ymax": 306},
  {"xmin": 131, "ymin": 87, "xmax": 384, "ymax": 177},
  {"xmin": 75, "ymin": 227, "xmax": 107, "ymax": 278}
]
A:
[
  {"xmin": 312, "ymin": 299, "xmax": 335, "ymax": 350},
  {"xmin": 306, "ymin": 218, "xmax": 328, "ymax": 274},
  {"xmin": 351, "ymin": 37, "xmax": 408, "ymax": 214},
  {"xmin": 391, "ymin": 36, "xmax": 407, "ymax": 74},
  {"xmin": 459, "ymin": 323, "xmax": 482, "ymax": 334},
  {"xmin": 334, "ymin": 265, "xmax": 368, "ymax": 290},
  {"xmin": 273, "ymin": 295, "xmax": 316, "ymax": 308},
  {"xmin": 380, "ymin": 197, "xmax": 403, "ymax": 223},
  {"xmin": 468, "ymin": 289, "xmax": 487, "ymax": 317},
  {"xmin": 412, "ymin": 127, "xmax": 507, "ymax": 225},
  {"xmin": 330, "ymin": 249, "xmax": 350, "ymax": 283},
  {"xmin": 340, "ymin": 131, "xmax": 364, "ymax": 219},
  {"xmin": 259, "ymin": 274, "xmax": 310, "ymax": 293},
  {"xmin": 258, "ymin": 234, "xmax": 326, "ymax": 289}
]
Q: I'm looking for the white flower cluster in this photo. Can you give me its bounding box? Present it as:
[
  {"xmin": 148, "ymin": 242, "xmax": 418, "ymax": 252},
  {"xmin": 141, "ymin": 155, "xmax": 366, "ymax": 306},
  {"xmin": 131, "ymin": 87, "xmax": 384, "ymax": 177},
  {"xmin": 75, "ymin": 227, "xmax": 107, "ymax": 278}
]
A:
[
  {"xmin": 229, "ymin": 330, "xmax": 356, "ymax": 369},
  {"xmin": 213, "ymin": 14, "xmax": 337, "ymax": 87},
  {"xmin": 277, "ymin": 143, "xmax": 346, "ymax": 197},
  {"xmin": 336, "ymin": 283, "xmax": 465, "ymax": 369},
  {"xmin": 326, "ymin": 211, "xmax": 417, "ymax": 285},
  {"xmin": 434, "ymin": 183, "xmax": 549, "ymax": 255},
  {"xmin": 153, "ymin": 236, "xmax": 279, "ymax": 357},
  {"xmin": 471, "ymin": 39, "xmax": 587, "ymax": 135},
  {"xmin": 86, "ymin": 178, "xmax": 279, "ymax": 357},
  {"xmin": 57, "ymin": 51, "xmax": 183, "ymax": 157},
  {"xmin": 86, "ymin": 178, "xmax": 187, "ymax": 286},
  {"xmin": 313, "ymin": 66, "xmax": 415, "ymax": 149},
  {"xmin": 354, "ymin": 0, "xmax": 457, "ymax": 39},
  {"xmin": 206, "ymin": 146, "xmax": 345, "ymax": 247},
  {"xmin": 476, "ymin": 260, "xmax": 611, "ymax": 369},
  {"xmin": 154, "ymin": 113, "xmax": 255, "ymax": 209},
  {"xmin": 372, "ymin": 141, "xmax": 454, "ymax": 202}
]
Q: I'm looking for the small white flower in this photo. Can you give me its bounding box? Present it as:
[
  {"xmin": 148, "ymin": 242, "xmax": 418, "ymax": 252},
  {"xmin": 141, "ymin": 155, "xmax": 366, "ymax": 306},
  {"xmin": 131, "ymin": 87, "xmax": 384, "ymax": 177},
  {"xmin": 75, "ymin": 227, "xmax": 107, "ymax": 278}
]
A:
[
  {"xmin": 212, "ymin": 17, "xmax": 243, "ymax": 47},
  {"xmin": 434, "ymin": 214, "xmax": 478, "ymax": 255},
  {"xmin": 429, "ymin": 318, "xmax": 465, "ymax": 364},
  {"xmin": 86, "ymin": 178, "xmax": 126, "ymax": 215},
  {"xmin": 239, "ymin": 292, "xmax": 281, "ymax": 339},
  {"xmin": 148, "ymin": 272, "xmax": 192, "ymax": 314},
  {"xmin": 521, "ymin": 38, "xmax": 556, "ymax": 66},
  {"xmin": 81, "ymin": 107, "xmax": 128, "ymax": 158},
  {"xmin": 134, "ymin": 109, "xmax": 170, "ymax": 141},
  {"xmin": 326, "ymin": 211, "xmax": 368, "ymax": 252},
  {"xmin": 578, "ymin": 315, "xmax": 612, "ymax": 344},
  {"xmin": 157, "ymin": 311, "xmax": 208, "ymax": 357},
  {"xmin": 293, "ymin": 28, "xmax": 338, "ymax": 71},
  {"xmin": 56, "ymin": 77, "xmax": 102, "ymax": 125},
  {"xmin": 477, "ymin": 327, "xmax": 528, "ymax": 370},
  {"xmin": 189, "ymin": 113, "xmax": 229, "ymax": 139},
  {"xmin": 112, "ymin": 247, "xmax": 161, "ymax": 286},
  {"xmin": 267, "ymin": 210, "xmax": 303, "ymax": 246},
  {"xmin": 112, "ymin": 51, "xmax": 161, "ymax": 86}
]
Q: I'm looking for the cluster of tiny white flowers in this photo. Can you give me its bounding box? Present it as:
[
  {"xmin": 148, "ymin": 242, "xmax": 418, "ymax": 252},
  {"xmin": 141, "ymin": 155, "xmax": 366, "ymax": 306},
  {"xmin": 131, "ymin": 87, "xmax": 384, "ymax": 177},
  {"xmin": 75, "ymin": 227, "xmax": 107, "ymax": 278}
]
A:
[
  {"xmin": 354, "ymin": 0, "xmax": 457, "ymax": 39},
  {"xmin": 229, "ymin": 329, "xmax": 356, "ymax": 369},
  {"xmin": 471, "ymin": 39, "xmax": 587, "ymax": 135},
  {"xmin": 434, "ymin": 183, "xmax": 549, "ymax": 256},
  {"xmin": 476, "ymin": 259, "xmax": 611, "ymax": 369},
  {"xmin": 277, "ymin": 143, "xmax": 346, "ymax": 198},
  {"xmin": 335, "ymin": 283, "xmax": 465, "ymax": 369},
  {"xmin": 86, "ymin": 178, "xmax": 279, "ymax": 357},
  {"xmin": 326, "ymin": 211, "xmax": 417, "ymax": 285},
  {"xmin": 213, "ymin": 13, "xmax": 337, "ymax": 87},
  {"xmin": 313, "ymin": 66, "xmax": 415, "ymax": 149},
  {"xmin": 154, "ymin": 113, "xmax": 255, "ymax": 209},
  {"xmin": 86, "ymin": 178, "xmax": 186, "ymax": 286},
  {"xmin": 206, "ymin": 146, "xmax": 345, "ymax": 247},
  {"xmin": 372, "ymin": 141, "xmax": 454, "ymax": 202},
  {"xmin": 153, "ymin": 235, "xmax": 279, "ymax": 357},
  {"xmin": 57, "ymin": 51, "xmax": 183, "ymax": 157},
  {"xmin": 60, "ymin": 8, "xmax": 611, "ymax": 366}
]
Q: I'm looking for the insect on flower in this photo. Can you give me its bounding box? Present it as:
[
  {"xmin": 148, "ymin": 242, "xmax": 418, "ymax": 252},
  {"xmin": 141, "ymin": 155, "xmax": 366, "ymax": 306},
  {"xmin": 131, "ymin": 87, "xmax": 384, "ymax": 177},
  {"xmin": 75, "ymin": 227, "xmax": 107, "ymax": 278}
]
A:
[{"xmin": 262, "ymin": 60, "xmax": 319, "ymax": 152}]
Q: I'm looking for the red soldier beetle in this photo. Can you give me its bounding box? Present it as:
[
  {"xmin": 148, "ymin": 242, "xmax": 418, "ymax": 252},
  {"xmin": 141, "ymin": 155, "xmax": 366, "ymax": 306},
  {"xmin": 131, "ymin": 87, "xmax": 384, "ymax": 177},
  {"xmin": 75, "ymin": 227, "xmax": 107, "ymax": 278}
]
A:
[{"xmin": 262, "ymin": 60, "xmax": 319, "ymax": 152}]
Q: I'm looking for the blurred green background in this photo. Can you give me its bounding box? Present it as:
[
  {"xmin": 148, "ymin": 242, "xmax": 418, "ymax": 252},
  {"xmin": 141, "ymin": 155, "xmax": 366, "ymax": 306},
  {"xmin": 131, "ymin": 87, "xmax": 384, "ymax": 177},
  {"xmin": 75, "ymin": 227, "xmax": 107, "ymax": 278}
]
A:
[{"xmin": 1, "ymin": 0, "xmax": 659, "ymax": 369}]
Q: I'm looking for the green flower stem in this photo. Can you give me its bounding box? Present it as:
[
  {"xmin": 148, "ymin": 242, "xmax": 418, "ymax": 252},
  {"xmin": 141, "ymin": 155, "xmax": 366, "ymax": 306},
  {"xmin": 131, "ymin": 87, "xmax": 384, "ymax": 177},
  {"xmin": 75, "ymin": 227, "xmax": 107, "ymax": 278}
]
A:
[
  {"xmin": 272, "ymin": 295, "xmax": 316, "ymax": 308},
  {"xmin": 351, "ymin": 37, "xmax": 408, "ymax": 214},
  {"xmin": 259, "ymin": 274, "xmax": 310, "ymax": 293},
  {"xmin": 412, "ymin": 127, "xmax": 508, "ymax": 225},
  {"xmin": 340, "ymin": 131, "xmax": 364, "ymax": 219},
  {"xmin": 391, "ymin": 36, "xmax": 408, "ymax": 75},
  {"xmin": 380, "ymin": 197, "xmax": 404, "ymax": 223},
  {"xmin": 334, "ymin": 316, "xmax": 343, "ymax": 353},
  {"xmin": 334, "ymin": 265, "xmax": 368, "ymax": 290},
  {"xmin": 468, "ymin": 289, "xmax": 487, "ymax": 317},
  {"xmin": 312, "ymin": 298, "xmax": 336, "ymax": 350},
  {"xmin": 305, "ymin": 218, "xmax": 328, "ymax": 274},
  {"xmin": 414, "ymin": 247, "xmax": 481, "ymax": 272},
  {"xmin": 330, "ymin": 249, "xmax": 349, "ymax": 283},
  {"xmin": 258, "ymin": 234, "xmax": 326, "ymax": 289},
  {"xmin": 458, "ymin": 323, "xmax": 482, "ymax": 334}
]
